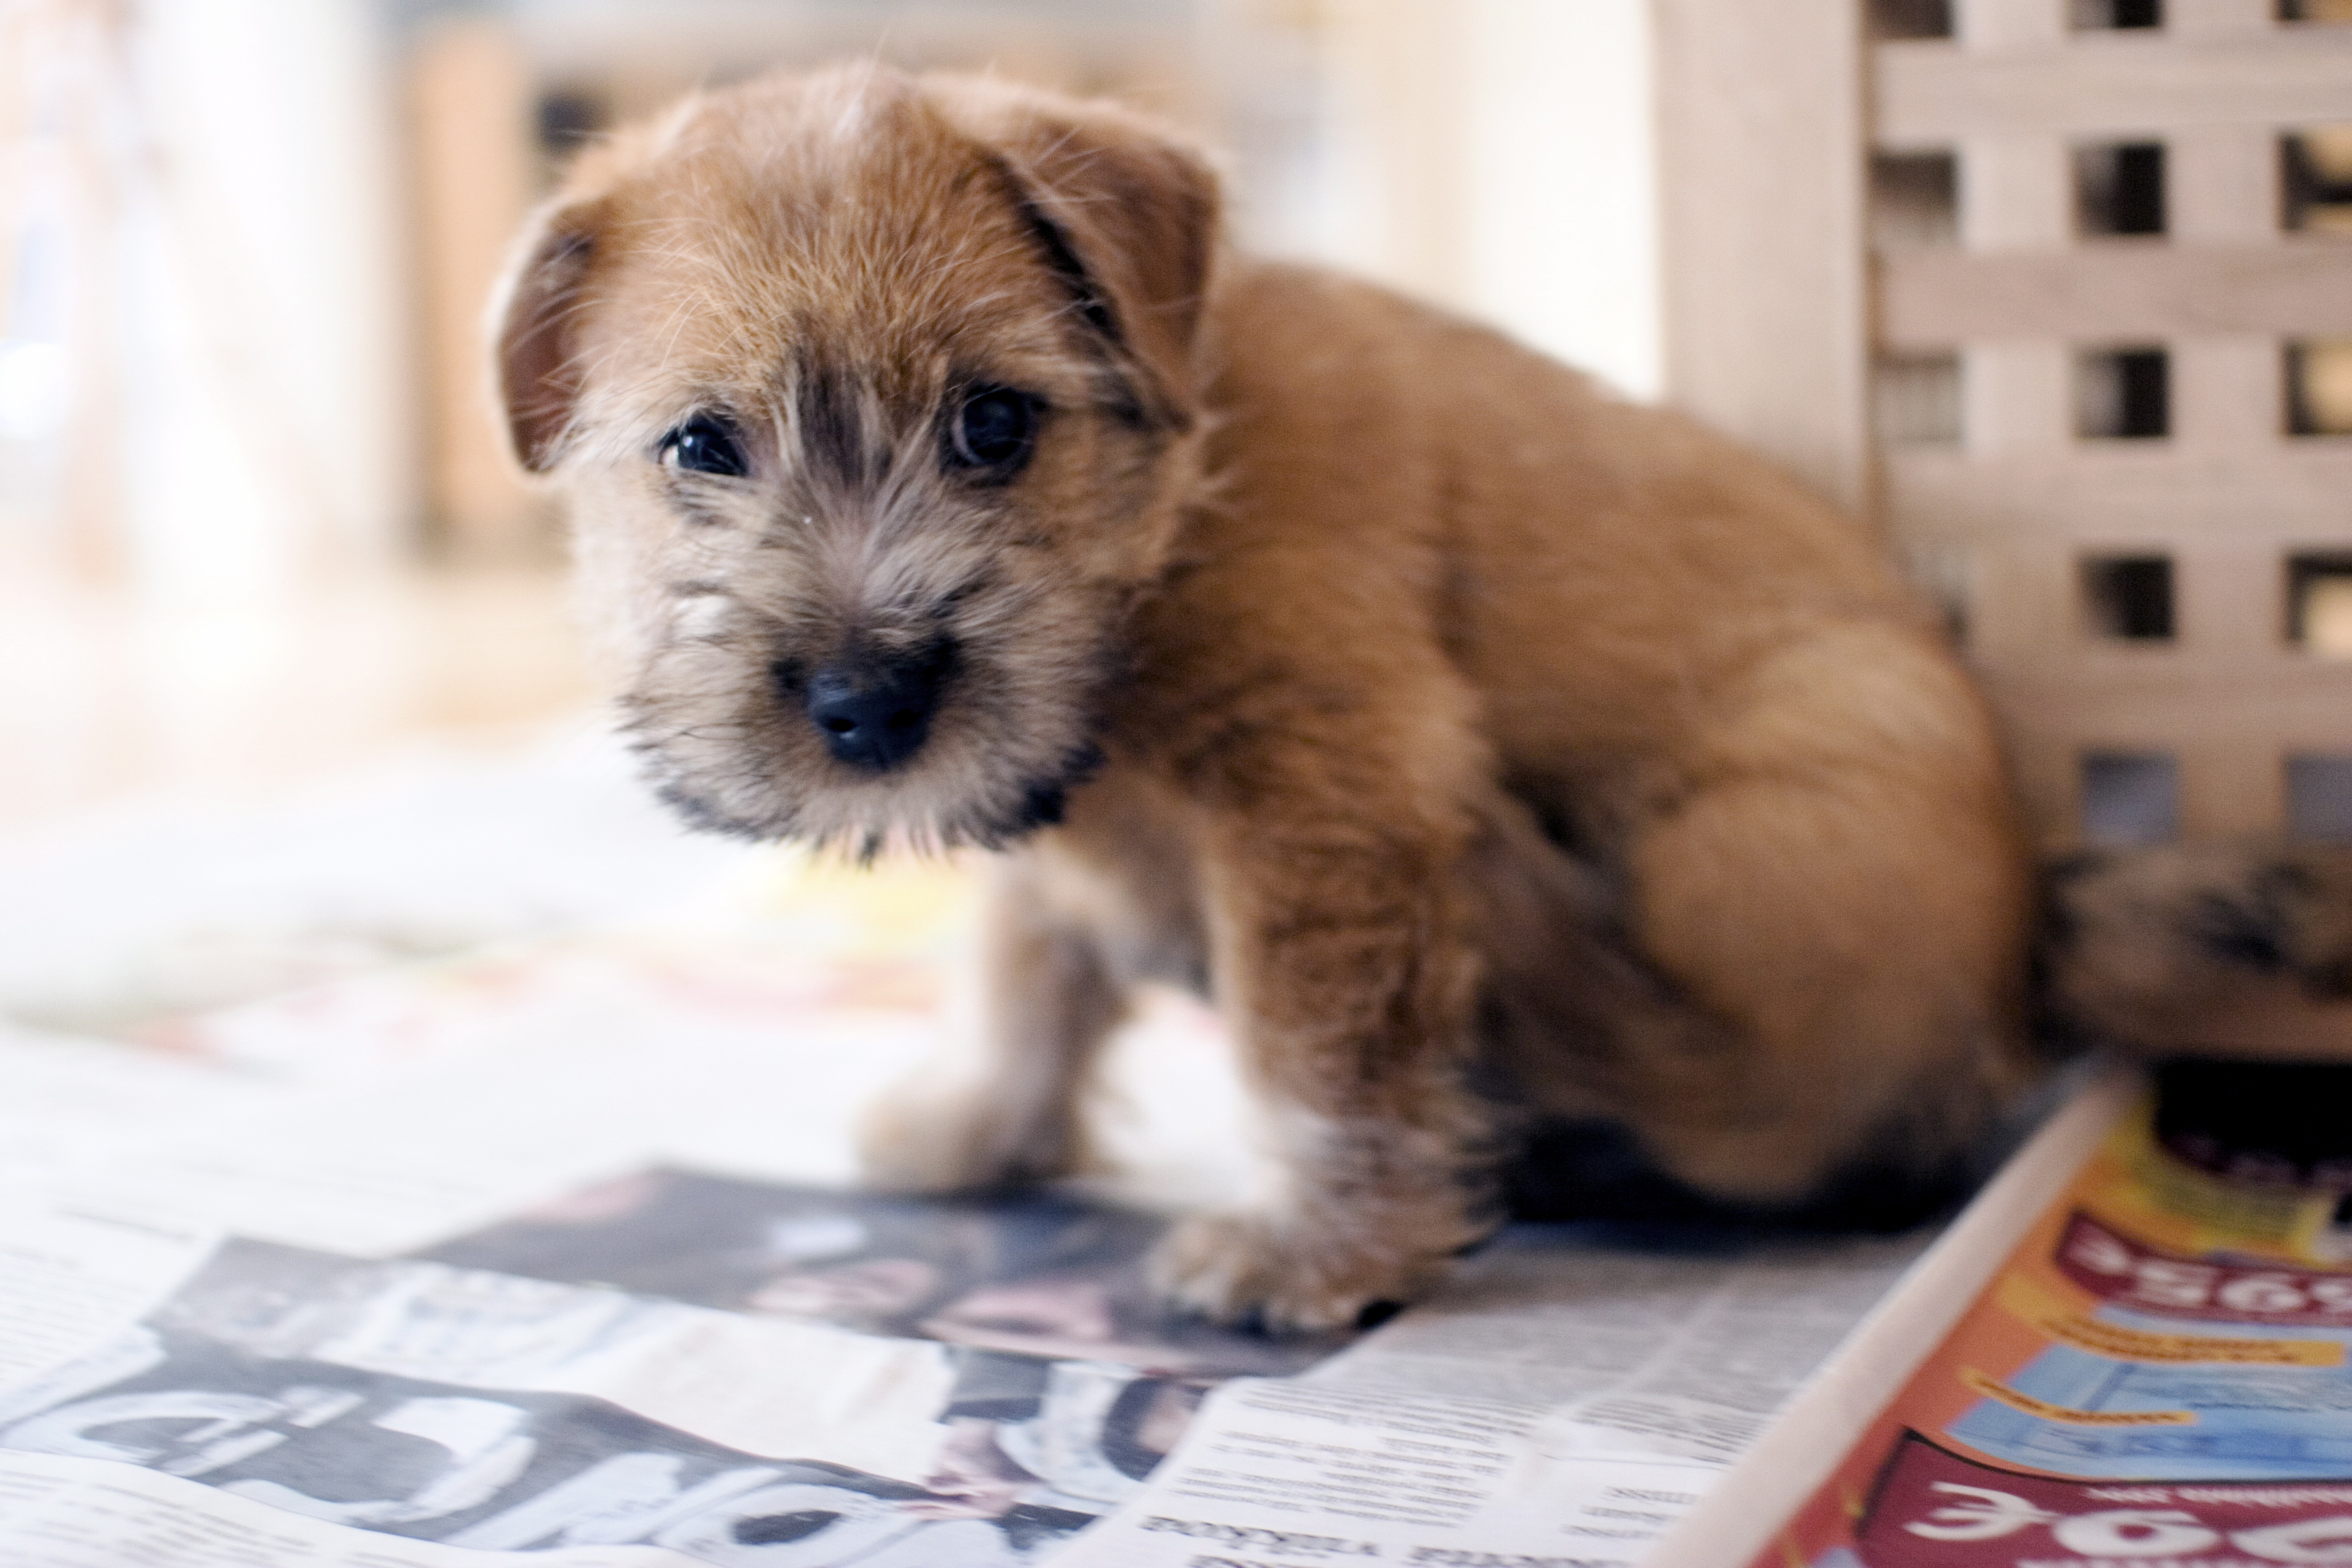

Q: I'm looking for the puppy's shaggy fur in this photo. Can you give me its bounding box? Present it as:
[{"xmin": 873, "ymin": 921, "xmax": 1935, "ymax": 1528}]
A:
[{"xmin": 493, "ymin": 66, "xmax": 2344, "ymax": 1330}]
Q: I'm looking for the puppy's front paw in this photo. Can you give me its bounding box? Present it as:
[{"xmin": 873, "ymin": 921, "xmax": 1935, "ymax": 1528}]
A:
[
  {"xmin": 1148, "ymin": 1208, "xmax": 1451, "ymax": 1334},
  {"xmin": 858, "ymin": 1081, "xmax": 1091, "ymax": 1195}
]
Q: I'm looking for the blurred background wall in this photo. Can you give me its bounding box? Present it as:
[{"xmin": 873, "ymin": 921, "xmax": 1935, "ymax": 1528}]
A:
[
  {"xmin": 0, "ymin": 0, "xmax": 1661, "ymax": 825},
  {"xmin": 0, "ymin": 0, "xmax": 1661, "ymax": 585},
  {"xmin": 0, "ymin": 0, "xmax": 1663, "ymax": 824},
  {"xmin": 5, "ymin": 1, "xmax": 2348, "ymax": 847}
]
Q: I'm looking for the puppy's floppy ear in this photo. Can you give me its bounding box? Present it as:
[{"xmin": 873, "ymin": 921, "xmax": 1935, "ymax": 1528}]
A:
[
  {"xmin": 490, "ymin": 195, "xmax": 607, "ymax": 473},
  {"xmin": 958, "ymin": 89, "xmax": 1220, "ymax": 428}
]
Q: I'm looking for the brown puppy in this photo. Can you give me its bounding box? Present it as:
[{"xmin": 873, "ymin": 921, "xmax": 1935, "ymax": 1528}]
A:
[{"xmin": 493, "ymin": 65, "xmax": 2039, "ymax": 1330}]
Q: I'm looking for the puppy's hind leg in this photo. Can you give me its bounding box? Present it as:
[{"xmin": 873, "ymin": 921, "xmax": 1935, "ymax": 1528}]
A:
[
  {"xmin": 860, "ymin": 853, "xmax": 1129, "ymax": 1193},
  {"xmin": 1600, "ymin": 629, "xmax": 2040, "ymax": 1212}
]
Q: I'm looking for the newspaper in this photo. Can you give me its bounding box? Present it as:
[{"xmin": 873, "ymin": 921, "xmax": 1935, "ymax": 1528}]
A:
[
  {"xmin": 1055, "ymin": 1226, "xmax": 1928, "ymax": 1568},
  {"xmin": 1648, "ymin": 1063, "xmax": 2352, "ymax": 1568},
  {"xmin": 0, "ymin": 1117, "xmax": 1929, "ymax": 1567},
  {"xmin": 0, "ymin": 745, "xmax": 1959, "ymax": 1567},
  {"xmin": 0, "ymin": 980, "xmax": 1939, "ymax": 1568}
]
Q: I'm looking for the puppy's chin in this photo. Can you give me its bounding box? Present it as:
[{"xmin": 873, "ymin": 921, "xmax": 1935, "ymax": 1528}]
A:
[
  {"xmin": 623, "ymin": 691, "xmax": 1104, "ymax": 855},
  {"xmin": 613, "ymin": 563, "xmax": 1126, "ymax": 854},
  {"xmin": 646, "ymin": 748, "xmax": 1098, "ymax": 855}
]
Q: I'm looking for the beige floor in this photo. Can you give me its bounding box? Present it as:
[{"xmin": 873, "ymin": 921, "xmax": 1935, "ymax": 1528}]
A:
[{"xmin": 0, "ymin": 562, "xmax": 601, "ymax": 832}]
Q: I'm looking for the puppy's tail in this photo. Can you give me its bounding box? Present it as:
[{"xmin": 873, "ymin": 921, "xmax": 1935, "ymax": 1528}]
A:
[{"xmin": 2038, "ymin": 838, "xmax": 2352, "ymax": 1063}]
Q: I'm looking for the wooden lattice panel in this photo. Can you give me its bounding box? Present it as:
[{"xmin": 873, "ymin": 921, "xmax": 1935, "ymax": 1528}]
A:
[
  {"xmin": 1872, "ymin": 0, "xmax": 2352, "ymax": 844},
  {"xmin": 1657, "ymin": 0, "xmax": 2352, "ymax": 848}
]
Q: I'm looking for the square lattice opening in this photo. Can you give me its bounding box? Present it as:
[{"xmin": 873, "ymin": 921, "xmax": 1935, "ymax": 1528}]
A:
[
  {"xmin": 1871, "ymin": 150, "xmax": 1959, "ymax": 248},
  {"xmin": 1869, "ymin": 0, "xmax": 1954, "ymax": 37},
  {"xmin": 2283, "ymin": 128, "xmax": 2352, "ymax": 233},
  {"xmin": 2081, "ymin": 753, "xmax": 2179, "ymax": 846},
  {"xmin": 2077, "ymin": 142, "xmax": 2167, "ymax": 236},
  {"xmin": 2288, "ymin": 342, "xmax": 2352, "ymax": 436},
  {"xmin": 2288, "ymin": 554, "xmax": 2352, "ymax": 656},
  {"xmin": 2073, "ymin": 0, "xmax": 2162, "ymax": 25},
  {"xmin": 2288, "ymin": 756, "xmax": 2352, "ymax": 841},
  {"xmin": 1875, "ymin": 353, "xmax": 1963, "ymax": 447},
  {"xmin": 2077, "ymin": 348, "xmax": 2169, "ymax": 440},
  {"xmin": 2081, "ymin": 555, "xmax": 2175, "ymax": 641}
]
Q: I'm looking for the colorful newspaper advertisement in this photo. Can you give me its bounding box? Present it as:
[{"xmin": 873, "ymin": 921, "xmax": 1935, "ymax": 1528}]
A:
[{"xmin": 1655, "ymin": 1062, "xmax": 2352, "ymax": 1568}]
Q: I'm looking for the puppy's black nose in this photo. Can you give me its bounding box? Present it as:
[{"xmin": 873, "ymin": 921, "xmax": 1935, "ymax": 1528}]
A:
[{"xmin": 801, "ymin": 646, "xmax": 951, "ymax": 772}]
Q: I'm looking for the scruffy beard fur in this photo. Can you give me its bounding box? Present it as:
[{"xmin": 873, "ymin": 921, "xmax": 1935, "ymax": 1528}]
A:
[
  {"xmin": 586, "ymin": 440, "xmax": 1124, "ymax": 855},
  {"xmin": 496, "ymin": 64, "xmax": 2352, "ymax": 1333}
]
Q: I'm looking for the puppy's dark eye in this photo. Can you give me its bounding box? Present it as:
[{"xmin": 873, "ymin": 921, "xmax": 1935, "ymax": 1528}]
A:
[
  {"xmin": 947, "ymin": 388, "xmax": 1038, "ymax": 477},
  {"xmin": 660, "ymin": 415, "xmax": 749, "ymax": 478}
]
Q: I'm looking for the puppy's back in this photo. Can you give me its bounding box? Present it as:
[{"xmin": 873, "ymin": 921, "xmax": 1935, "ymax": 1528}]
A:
[{"xmin": 1193, "ymin": 259, "xmax": 1969, "ymax": 806}]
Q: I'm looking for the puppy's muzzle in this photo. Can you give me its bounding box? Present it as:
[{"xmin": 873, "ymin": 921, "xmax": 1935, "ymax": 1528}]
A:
[{"xmin": 790, "ymin": 643, "xmax": 955, "ymax": 773}]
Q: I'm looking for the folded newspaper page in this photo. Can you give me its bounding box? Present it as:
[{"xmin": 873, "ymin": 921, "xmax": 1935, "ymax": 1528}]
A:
[
  {"xmin": 428, "ymin": 1166, "xmax": 1930, "ymax": 1566},
  {"xmin": 1649, "ymin": 1061, "xmax": 2352, "ymax": 1568},
  {"xmin": 1050, "ymin": 1224, "xmax": 1928, "ymax": 1568},
  {"xmin": 0, "ymin": 1147, "xmax": 1928, "ymax": 1567},
  {"xmin": 0, "ymin": 809, "xmax": 1950, "ymax": 1568}
]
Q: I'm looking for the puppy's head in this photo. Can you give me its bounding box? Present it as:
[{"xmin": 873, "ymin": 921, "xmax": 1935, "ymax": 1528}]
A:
[{"xmin": 493, "ymin": 66, "xmax": 1219, "ymax": 850}]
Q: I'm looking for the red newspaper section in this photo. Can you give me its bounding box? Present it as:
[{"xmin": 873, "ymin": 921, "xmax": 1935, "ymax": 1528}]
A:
[
  {"xmin": 1751, "ymin": 1095, "xmax": 2352, "ymax": 1568},
  {"xmin": 1857, "ymin": 1436, "xmax": 2352, "ymax": 1565},
  {"xmin": 2056, "ymin": 1214, "xmax": 2352, "ymax": 1328}
]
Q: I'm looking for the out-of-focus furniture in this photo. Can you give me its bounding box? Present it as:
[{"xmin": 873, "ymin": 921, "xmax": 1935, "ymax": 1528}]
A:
[{"xmin": 1655, "ymin": 0, "xmax": 2352, "ymax": 848}]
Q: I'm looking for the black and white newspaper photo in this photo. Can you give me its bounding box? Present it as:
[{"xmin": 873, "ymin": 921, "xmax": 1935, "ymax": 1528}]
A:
[{"xmin": 0, "ymin": 1134, "xmax": 1940, "ymax": 1568}]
